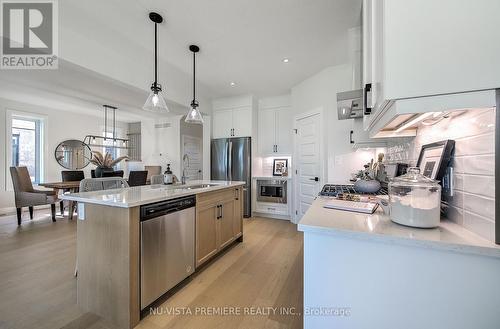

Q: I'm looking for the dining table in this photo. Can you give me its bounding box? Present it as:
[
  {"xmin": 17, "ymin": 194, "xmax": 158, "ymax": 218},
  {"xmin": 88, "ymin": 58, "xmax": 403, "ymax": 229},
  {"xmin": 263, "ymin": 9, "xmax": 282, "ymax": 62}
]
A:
[{"xmin": 38, "ymin": 181, "xmax": 81, "ymax": 220}]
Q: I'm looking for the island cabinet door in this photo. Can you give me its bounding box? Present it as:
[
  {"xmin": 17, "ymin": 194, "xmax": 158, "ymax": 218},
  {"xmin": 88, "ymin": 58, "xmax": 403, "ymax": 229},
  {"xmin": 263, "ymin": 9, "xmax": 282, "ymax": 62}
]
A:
[
  {"xmin": 233, "ymin": 188, "xmax": 243, "ymax": 238},
  {"xmin": 196, "ymin": 203, "xmax": 218, "ymax": 267},
  {"xmin": 218, "ymin": 198, "xmax": 236, "ymax": 250}
]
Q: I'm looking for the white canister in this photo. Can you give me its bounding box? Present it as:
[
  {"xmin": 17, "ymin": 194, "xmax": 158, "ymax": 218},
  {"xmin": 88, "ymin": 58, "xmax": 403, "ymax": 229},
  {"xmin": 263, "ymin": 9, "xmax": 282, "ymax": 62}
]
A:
[{"xmin": 380, "ymin": 167, "xmax": 441, "ymax": 228}]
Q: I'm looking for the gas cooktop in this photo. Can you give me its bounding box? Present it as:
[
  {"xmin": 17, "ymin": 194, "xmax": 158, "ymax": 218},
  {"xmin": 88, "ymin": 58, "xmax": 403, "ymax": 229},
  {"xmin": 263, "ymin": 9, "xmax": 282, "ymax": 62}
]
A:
[{"xmin": 319, "ymin": 184, "xmax": 388, "ymax": 197}]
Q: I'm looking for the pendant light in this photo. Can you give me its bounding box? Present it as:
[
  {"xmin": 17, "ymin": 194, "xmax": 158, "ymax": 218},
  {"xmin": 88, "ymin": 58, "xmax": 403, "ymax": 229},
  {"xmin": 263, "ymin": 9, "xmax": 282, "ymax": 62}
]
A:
[
  {"xmin": 143, "ymin": 12, "xmax": 169, "ymax": 112},
  {"xmin": 185, "ymin": 44, "xmax": 204, "ymax": 124}
]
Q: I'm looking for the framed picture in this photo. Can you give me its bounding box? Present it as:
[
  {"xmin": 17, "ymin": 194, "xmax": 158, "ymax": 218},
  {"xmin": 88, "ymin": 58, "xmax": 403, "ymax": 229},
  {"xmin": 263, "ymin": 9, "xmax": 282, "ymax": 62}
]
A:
[
  {"xmin": 416, "ymin": 140, "xmax": 455, "ymax": 181},
  {"xmin": 273, "ymin": 159, "xmax": 288, "ymax": 176}
]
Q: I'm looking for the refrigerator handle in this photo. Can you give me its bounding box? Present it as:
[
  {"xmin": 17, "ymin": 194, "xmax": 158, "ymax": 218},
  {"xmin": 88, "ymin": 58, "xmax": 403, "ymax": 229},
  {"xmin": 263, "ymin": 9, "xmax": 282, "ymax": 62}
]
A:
[{"xmin": 228, "ymin": 140, "xmax": 232, "ymax": 181}]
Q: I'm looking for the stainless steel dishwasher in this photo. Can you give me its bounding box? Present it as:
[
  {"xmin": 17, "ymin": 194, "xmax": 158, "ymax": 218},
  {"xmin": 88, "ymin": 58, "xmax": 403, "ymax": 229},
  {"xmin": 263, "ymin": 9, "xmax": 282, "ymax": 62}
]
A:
[{"xmin": 140, "ymin": 195, "xmax": 195, "ymax": 310}]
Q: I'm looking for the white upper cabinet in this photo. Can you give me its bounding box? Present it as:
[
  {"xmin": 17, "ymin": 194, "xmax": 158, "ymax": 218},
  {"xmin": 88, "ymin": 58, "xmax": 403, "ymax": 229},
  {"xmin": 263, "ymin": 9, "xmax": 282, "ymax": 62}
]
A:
[
  {"xmin": 212, "ymin": 109, "xmax": 233, "ymax": 139},
  {"xmin": 232, "ymin": 107, "xmax": 252, "ymax": 137},
  {"xmin": 274, "ymin": 107, "xmax": 292, "ymax": 154},
  {"xmin": 363, "ymin": 0, "xmax": 500, "ymax": 130},
  {"xmin": 257, "ymin": 95, "xmax": 292, "ymax": 155},
  {"xmin": 258, "ymin": 108, "xmax": 276, "ymax": 154},
  {"xmin": 212, "ymin": 96, "xmax": 254, "ymax": 139}
]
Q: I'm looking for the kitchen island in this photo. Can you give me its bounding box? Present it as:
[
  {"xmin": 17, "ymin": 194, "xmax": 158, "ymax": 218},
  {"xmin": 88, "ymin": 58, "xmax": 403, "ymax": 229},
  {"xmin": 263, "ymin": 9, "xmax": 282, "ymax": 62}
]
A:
[
  {"xmin": 62, "ymin": 180, "xmax": 245, "ymax": 329},
  {"xmin": 298, "ymin": 197, "xmax": 500, "ymax": 329}
]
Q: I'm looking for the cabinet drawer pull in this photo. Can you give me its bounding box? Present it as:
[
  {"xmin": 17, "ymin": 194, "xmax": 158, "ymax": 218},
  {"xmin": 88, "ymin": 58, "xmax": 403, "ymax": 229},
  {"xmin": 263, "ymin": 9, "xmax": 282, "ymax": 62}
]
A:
[{"xmin": 216, "ymin": 205, "xmax": 222, "ymax": 219}]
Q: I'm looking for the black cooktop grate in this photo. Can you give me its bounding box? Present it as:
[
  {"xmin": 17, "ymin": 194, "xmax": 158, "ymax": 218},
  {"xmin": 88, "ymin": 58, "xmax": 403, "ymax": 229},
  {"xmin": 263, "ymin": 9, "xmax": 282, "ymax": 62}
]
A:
[{"xmin": 319, "ymin": 184, "xmax": 388, "ymax": 197}]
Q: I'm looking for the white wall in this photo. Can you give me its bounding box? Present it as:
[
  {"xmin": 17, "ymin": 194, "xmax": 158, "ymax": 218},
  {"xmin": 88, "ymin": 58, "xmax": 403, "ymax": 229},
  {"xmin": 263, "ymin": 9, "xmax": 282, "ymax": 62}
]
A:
[
  {"xmin": 291, "ymin": 64, "xmax": 376, "ymax": 183},
  {"xmin": 140, "ymin": 116, "xmax": 182, "ymax": 179},
  {"xmin": 136, "ymin": 115, "xmax": 211, "ymax": 182},
  {"xmin": 0, "ymin": 98, "xmax": 128, "ymax": 213}
]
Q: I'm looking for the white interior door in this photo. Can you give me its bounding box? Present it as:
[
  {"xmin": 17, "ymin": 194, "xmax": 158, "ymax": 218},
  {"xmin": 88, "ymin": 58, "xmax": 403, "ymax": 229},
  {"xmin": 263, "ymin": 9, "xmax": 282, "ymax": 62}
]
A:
[
  {"xmin": 294, "ymin": 111, "xmax": 323, "ymax": 222},
  {"xmin": 181, "ymin": 135, "xmax": 203, "ymax": 180}
]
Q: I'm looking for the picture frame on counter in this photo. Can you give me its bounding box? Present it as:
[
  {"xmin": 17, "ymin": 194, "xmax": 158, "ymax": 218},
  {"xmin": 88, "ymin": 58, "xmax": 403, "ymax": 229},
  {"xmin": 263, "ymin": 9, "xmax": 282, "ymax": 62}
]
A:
[
  {"xmin": 416, "ymin": 139, "xmax": 455, "ymax": 182},
  {"xmin": 272, "ymin": 159, "xmax": 288, "ymax": 176}
]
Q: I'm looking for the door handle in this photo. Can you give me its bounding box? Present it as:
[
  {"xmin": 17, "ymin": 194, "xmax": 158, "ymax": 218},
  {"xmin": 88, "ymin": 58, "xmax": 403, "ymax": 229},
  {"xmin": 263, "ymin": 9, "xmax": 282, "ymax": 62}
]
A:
[
  {"xmin": 364, "ymin": 83, "xmax": 372, "ymax": 115},
  {"xmin": 350, "ymin": 130, "xmax": 354, "ymax": 144},
  {"xmin": 228, "ymin": 141, "xmax": 233, "ymax": 181},
  {"xmin": 309, "ymin": 177, "xmax": 319, "ymax": 182}
]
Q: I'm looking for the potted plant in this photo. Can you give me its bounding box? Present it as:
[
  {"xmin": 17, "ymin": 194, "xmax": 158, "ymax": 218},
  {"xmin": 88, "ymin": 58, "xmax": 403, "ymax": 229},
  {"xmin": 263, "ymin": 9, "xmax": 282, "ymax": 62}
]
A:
[{"xmin": 89, "ymin": 151, "xmax": 128, "ymax": 177}]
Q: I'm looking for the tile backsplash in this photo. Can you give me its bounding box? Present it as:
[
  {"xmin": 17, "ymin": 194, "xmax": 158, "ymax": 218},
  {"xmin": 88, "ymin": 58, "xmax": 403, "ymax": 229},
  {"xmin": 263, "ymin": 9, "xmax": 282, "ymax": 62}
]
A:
[{"xmin": 386, "ymin": 108, "xmax": 496, "ymax": 242}]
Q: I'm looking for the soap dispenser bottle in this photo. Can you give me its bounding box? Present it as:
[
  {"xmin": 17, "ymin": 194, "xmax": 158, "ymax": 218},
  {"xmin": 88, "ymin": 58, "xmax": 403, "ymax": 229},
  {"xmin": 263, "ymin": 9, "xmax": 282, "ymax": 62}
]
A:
[{"xmin": 164, "ymin": 164, "xmax": 174, "ymax": 185}]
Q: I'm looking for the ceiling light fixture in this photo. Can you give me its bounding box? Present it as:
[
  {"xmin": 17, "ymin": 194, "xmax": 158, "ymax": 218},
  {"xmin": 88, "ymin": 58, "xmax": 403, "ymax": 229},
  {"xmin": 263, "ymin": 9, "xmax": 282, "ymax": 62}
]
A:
[
  {"xmin": 143, "ymin": 12, "xmax": 169, "ymax": 112},
  {"xmin": 83, "ymin": 105, "xmax": 129, "ymax": 149},
  {"xmin": 282, "ymin": 58, "xmax": 289, "ymax": 63},
  {"xmin": 185, "ymin": 45, "xmax": 203, "ymax": 124},
  {"xmin": 230, "ymin": 82, "xmax": 236, "ymax": 86}
]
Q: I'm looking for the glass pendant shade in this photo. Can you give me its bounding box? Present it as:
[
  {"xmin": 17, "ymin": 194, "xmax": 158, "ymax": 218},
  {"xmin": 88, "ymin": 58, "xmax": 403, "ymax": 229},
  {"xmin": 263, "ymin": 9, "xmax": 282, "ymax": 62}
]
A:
[
  {"xmin": 143, "ymin": 90, "xmax": 168, "ymax": 112},
  {"xmin": 185, "ymin": 105, "xmax": 204, "ymax": 124}
]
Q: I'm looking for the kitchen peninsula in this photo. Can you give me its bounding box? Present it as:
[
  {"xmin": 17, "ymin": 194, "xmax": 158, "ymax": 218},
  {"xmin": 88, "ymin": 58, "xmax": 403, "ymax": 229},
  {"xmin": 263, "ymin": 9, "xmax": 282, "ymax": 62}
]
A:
[
  {"xmin": 298, "ymin": 197, "xmax": 500, "ymax": 329},
  {"xmin": 62, "ymin": 181, "xmax": 245, "ymax": 329}
]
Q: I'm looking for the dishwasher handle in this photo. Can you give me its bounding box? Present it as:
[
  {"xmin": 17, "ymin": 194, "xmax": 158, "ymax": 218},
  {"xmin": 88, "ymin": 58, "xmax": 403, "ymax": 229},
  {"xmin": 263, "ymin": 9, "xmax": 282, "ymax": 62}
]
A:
[{"xmin": 140, "ymin": 195, "xmax": 196, "ymax": 221}]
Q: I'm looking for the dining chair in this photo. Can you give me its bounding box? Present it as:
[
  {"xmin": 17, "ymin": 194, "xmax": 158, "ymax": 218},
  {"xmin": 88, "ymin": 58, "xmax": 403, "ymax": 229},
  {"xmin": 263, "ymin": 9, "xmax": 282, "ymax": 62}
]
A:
[
  {"xmin": 128, "ymin": 171, "xmax": 148, "ymax": 187},
  {"xmin": 101, "ymin": 170, "xmax": 124, "ymax": 178},
  {"xmin": 79, "ymin": 177, "xmax": 129, "ymax": 192},
  {"xmin": 150, "ymin": 174, "xmax": 164, "ymax": 185},
  {"xmin": 60, "ymin": 170, "xmax": 85, "ymax": 214},
  {"xmin": 145, "ymin": 165, "xmax": 162, "ymax": 182},
  {"xmin": 10, "ymin": 166, "xmax": 59, "ymax": 225}
]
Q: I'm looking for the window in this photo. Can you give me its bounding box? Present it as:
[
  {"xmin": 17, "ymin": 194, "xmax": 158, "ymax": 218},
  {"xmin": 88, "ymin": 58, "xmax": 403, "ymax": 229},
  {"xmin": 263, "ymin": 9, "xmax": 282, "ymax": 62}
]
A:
[
  {"xmin": 10, "ymin": 116, "xmax": 44, "ymax": 184},
  {"xmin": 102, "ymin": 130, "xmax": 125, "ymax": 170}
]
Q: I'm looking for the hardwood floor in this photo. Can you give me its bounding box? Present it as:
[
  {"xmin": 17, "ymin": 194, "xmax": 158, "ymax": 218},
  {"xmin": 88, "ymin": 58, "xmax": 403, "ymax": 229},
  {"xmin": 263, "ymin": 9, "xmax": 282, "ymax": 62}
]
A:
[{"xmin": 0, "ymin": 209, "xmax": 303, "ymax": 329}]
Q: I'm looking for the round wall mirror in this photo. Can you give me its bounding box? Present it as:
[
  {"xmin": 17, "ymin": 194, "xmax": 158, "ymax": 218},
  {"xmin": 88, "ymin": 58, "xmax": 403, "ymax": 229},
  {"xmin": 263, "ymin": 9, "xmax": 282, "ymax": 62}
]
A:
[{"xmin": 55, "ymin": 140, "xmax": 92, "ymax": 170}]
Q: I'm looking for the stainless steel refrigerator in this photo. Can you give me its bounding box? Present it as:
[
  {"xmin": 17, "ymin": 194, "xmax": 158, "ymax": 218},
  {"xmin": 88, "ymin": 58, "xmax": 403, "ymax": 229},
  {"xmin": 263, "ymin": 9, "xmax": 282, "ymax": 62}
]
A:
[{"xmin": 211, "ymin": 137, "xmax": 251, "ymax": 217}]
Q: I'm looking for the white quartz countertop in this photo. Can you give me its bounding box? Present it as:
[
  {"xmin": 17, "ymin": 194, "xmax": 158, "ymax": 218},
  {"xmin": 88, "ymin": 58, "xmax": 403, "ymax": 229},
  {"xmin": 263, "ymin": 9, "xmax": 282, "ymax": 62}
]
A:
[
  {"xmin": 298, "ymin": 197, "xmax": 500, "ymax": 258},
  {"xmin": 61, "ymin": 180, "xmax": 245, "ymax": 208}
]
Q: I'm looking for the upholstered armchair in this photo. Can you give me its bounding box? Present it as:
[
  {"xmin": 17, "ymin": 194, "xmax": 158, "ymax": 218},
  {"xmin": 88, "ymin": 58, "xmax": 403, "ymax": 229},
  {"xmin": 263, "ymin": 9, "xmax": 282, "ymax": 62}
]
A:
[{"xmin": 10, "ymin": 167, "xmax": 58, "ymax": 225}]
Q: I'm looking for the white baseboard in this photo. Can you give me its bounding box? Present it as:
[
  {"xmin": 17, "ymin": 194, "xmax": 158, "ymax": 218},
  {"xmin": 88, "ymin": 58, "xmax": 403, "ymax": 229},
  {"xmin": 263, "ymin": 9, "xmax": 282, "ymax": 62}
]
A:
[{"xmin": 252, "ymin": 212, "xmax": 291, "ymax": 221}]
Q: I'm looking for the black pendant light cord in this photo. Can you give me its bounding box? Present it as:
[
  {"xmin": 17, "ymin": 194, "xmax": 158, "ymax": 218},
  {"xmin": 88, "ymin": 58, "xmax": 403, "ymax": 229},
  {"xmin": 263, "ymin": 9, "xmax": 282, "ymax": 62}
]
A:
[
  {"xmin": 154, "ymin": 22, "xmax": 158, "ymax": 87},
  {"xmin": 192, "ymin": 50, "xmax": 196, "ymax": 103}
]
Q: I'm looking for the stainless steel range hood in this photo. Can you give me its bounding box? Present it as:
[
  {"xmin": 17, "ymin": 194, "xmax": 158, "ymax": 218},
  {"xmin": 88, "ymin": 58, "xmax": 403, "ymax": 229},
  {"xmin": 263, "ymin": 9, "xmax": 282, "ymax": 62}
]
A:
[{"xmin": 337, "ymin": 89, "xmax": 363, "ymax": 120}]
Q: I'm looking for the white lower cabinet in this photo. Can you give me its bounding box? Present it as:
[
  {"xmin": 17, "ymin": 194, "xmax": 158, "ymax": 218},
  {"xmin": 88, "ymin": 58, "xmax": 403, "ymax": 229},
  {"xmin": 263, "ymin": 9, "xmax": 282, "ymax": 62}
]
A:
[{"xmin": 255, "ymin": 202, "xmax": 289, "ymax": 216}]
